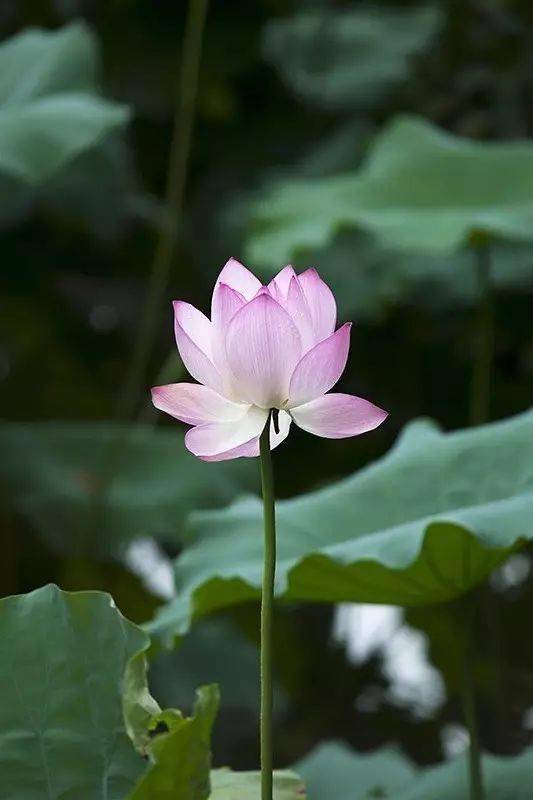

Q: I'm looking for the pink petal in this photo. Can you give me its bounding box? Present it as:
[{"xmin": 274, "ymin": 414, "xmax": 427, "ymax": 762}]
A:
[
  {"xmin": 225, "ymin": 293, "xmax": 302, "ymax": 408},
  {"xmin": 288, "ymin": 323, "xmax": 352, "ymax": 407},
  {"xmin": 174, "ymin": 301, "xmax": 222, "ymax": 392},
  {"xmin": 211, "ymin": 282, "xmax": 247, "ymax": 387},
  {"xmin": 291, "ymin": 393, "xmax": 388, "ymax": 438},
  {"xmin": 200, "ymin": 409, "xmax": 292, "ymax": 461},
  {"xmin": 185, "ymin": 405, "xmax": 268, "ymax": 459},
  {"xmin": 211, "ymin": 282, "xmax": 246, "ymax": 331},
  {"xmin": 151, "ymin": 383, "xmax": 249, "ymax": 425},
  {"xmin": 216, "ymin": 257, "xmax": 262, "ymax": 300},
  {"xmin": 267, "ymin": 265, "xmax": 296, "ymax": 303},
  {"xmin": 284, "ymin": 275, "xmax": 315, "ymax": 352},
  {"xmin": 298, "ymin": 268, "xmax": 336, "ymax": 343},
  {"xmin": 173, "ymin": 301, "xmax": 212, "ymax": 354}
]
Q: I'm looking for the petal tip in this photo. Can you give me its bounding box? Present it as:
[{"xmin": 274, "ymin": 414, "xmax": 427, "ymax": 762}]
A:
[
  {"xmin": 366, "ymin": 404, "xmax": 389, "ymax": 432},
  {"xmin": 172, "ymin": 299, "xmax": 187, "ymax": 320}
]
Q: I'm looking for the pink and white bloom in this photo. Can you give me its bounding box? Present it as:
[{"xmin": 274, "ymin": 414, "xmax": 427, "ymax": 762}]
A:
[{"xmin": 152, "ymin": 259, "xmax": 387, "ymax": 461}]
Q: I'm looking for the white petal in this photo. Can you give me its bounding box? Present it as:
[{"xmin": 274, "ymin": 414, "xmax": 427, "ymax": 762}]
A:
[
  {"xmin": 199, "ymin": 438, "xmax": 260, "ymax": 462},
  {"xmin": 288, "ymin": 323, "xmax": 352, "ymax": 407},
  {"xmin": 185, "ymin": 405, "xmax": 268, "ymax": 459},
  {"xmin": 225, "ymin": 293, "xmax": 301, "ymax": 408},
  {"xmin": 269, "ymin": 409, "xmax": 292, "ymax": 451},
  {"xmin": 151, "ymin": 383, "xmax": 250, "ymax": 425},
  {"xmin": 200, "ymin": 409, "xmax": 292, "ymax": 460},
  {"xmin": 291, "ymin": 393, "xmax": 388, "ymax": 439}
]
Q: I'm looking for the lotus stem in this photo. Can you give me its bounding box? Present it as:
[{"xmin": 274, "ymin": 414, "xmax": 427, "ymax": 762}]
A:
[
  {"xmin": 469, "ymin": 241, "xmax": 493, "ymax": 426},
  {"xmin": 118, "ymin": 0, "xmax": 209, "ymax": 419},
  {"xmin": 460, "ymin": 600, "xmax": 485, "ymax": 800},
  {"xmin": 259, "ymin": 413, "xmax": 276, "ymax": 800}
]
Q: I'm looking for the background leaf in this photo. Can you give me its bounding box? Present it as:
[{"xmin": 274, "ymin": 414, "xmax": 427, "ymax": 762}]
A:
[
  {"xmin": 246, "ymin": 223, "xmax": 533, "ymax": 322},
  {"xmin": 0, "ymin": 23, "xmax": 130, "ymax": 186},
  {"xmin": 395, "ymin": 748, "xmax": 533, "ymax": 800},
  {"xmin": 295, "ymin": 740, "xmax": 533, "ymax": 800},
  {"xmin": 0, "ymin": 22, "xmax": 96, "ymax": 101},
  {"xmin": 295, "ymin": 741, "xmax": 415, "ymax": 799},
  {"xmin": 263, "ymin": 5, "xmax": 441, "ymax": 112},
  {"xmin": 209, "ymin": 769, "xmax": 305, "ymax": 799},
  {"xmin": 246, "ymin": 115, "xmax": 533, "ymax": 263},
  {"xmin": 0, "ymin": 422, "xmax": 256, "ymax": 556},
  {"xmin": 149, "ymin": 410, "xmax": 533, "ymax": 644}
]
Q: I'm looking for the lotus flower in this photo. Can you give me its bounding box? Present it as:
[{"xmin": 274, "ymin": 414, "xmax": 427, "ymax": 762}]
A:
[{"xmin": 151, "ymin": 259, "xmax": 387, "ymax": 460}]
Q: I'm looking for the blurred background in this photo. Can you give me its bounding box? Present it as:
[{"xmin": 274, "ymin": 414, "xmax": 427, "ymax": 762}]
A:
[{"xmin": 1, "ymin": 0, "xmax": 533, "ymax": 777}]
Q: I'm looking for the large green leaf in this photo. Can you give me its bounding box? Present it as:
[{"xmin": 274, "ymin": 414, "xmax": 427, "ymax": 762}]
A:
[
  {"xmin": 0, "ymin": 422, "xmax": 256, "ymax": 556},
  {"xmin": 209, "ymin": 769, "xmax": 305, "ymax": 799},
  {"xmin": 0, "ymin": 584, "xmax": 146, "ymax": 799},
  {"xmin": 0, "ymin": 23, "xmax": 130, "ymax": 185},
  {"xmin": 249, "ymin": 226, "xmax": 533, "ymax": 322},
  {"xmin": 295, "ymin": 741, "xmax": 533, "ymax": 800},
  {"xmin": 295, "ymin": 741, "xmax": 415, "ymax": 799},
  {"xmin": 126, "ymin": 685, "xmax": 219, "ymax": 800},
  {"xmin": 149, "ymin": 409, "xmax": 533, "ymax": 644},
  {"xmin": 263, "ymin": 5, "xmax": 441, "ymax": 112},
  {"xmin": 246, "ymin": 116, "xmax": 533, "ymax": 262}
]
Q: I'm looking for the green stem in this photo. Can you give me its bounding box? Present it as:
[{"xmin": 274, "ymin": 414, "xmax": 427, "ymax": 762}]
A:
[
  {"xmin": 259, "ymin": 413, "xmax": 276, "ymax": 800},
  {"xmin": 460, "ymin": 602, "xmax": 485, "ymax": 800},
  {"xmin": 117, "ymin": 0, "xmax": 209, "ymax": 419},
  {"xmin": 469, "ymin": 243, "xmax": 493, "ymax": 426}
]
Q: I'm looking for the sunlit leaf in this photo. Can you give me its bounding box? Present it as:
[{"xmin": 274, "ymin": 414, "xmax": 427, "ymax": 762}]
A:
[
  {"xmin": 209, "ymin": 769, "xmax": 305, "ymax": 799},
  {"xmin": 0, "ymin": 584, "xmax": 147, "ymax": 799},
  {"xmin": 0, "ymin": 422, "xmax": 256, "ymax": 556},
  {"xmin": 263, "ymin": 5, "xmax": 441, "ymax": 112},
  {"xmin": 149, "ymin": 409, "xmax": 533, "ymax": 644}
]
